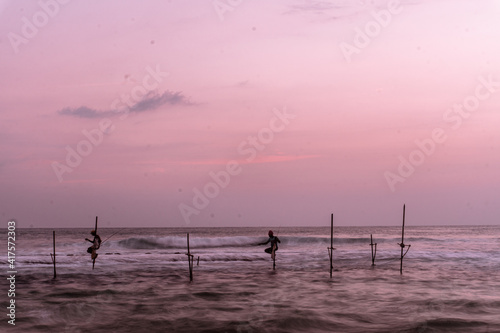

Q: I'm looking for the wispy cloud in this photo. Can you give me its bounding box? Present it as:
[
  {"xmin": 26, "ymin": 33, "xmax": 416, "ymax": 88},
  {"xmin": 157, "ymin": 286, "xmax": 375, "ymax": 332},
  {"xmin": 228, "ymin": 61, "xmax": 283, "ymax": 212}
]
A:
[
  {"xmin": 284, "ymin": 0, "xmax": 425, "ymax": 21},
  {"xmin": 58, "ymin": 106, "xmax": 116, "ymax": 118},
  {"xmin": 129, "ymin": 91, "xmax": 189, "ymax": 112},
  {"xmin": 287, "ymin": 0, "xmax": 346, "ymax": 13},
  {"xmin": 58, "ymin": 90, "xmax": 192, "ymax": 119},
  {"xmin": 235, "ymin": 80, "xmax": 250, "ymax": 88},
  {"xmin": 178, "ymin": 154, "xmax": 320, "ymax": 166},
  {"xmin": 284, "ymin": 0, "xmax": 363, "ymax": 19}
]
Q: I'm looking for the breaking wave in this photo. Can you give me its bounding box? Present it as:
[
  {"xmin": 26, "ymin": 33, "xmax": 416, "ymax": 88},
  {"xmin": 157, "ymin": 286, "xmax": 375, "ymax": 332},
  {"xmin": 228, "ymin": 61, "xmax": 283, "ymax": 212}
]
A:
[{"xmin": 116, "ymin": 235, "xmax": 442, "ymax": 250}]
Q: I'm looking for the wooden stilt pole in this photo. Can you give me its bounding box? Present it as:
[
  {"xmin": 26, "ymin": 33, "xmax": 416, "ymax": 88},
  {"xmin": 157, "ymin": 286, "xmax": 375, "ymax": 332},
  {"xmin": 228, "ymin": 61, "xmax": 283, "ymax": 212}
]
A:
[
  {"xmin": 50, "ymin": 230, "xmax": 56, "ymax": 279},
  {"xmin": 92, "ymin": 216, "xmax": 98, "ymax": 270},
  {"xmin": 271, "ymin": 227, "xmax": 281, "ymax": 271},
  {"xmin": 398, "ymin": 205, "xmax": 411, "ymax": 274},
  {"xmin": 399, "ymin": 206, "xmax": 405, "ymax": 274},
  {"xmin": 187, "ymin": 233, "xmax": 193, "ymax": 282},
  {"xmin": 328, "ymin": 214, "xmax": 334, "ymax": 278},
  {"xmin": 272, "ymin": 244, "xmax": 276, "ymax": 270},
  {"xmin": 370, "ymin": 234, "xmax": 377, "ymax": 266}
]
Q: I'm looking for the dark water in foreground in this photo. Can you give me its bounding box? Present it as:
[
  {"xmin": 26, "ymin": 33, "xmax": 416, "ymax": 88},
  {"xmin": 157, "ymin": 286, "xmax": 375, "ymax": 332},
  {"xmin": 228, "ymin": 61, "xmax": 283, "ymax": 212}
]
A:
[{"xmin": 2, "ymin": 226, "xmax": 500, "ymax": 332}]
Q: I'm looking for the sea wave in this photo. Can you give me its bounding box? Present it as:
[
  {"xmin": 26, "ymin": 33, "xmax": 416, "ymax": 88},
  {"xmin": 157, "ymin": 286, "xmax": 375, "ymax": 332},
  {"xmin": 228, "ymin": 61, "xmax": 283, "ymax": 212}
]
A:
[
  {"xmin": 115, "ymin": 235, "xmax": 445, "ymax": 250},
  {"xmin": 117, "ymin": 236, "xmax": 258, "ymax": 249}
]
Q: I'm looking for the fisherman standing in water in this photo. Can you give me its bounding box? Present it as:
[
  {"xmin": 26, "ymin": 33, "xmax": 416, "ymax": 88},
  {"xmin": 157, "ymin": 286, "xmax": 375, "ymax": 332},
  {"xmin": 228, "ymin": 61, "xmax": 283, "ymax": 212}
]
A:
[
  {"xmin": 258, "ymin": 230, "xmax": 281, "ymax": 259},
  {"xmin": 85, "ymin": 230, "xmax": 101, "ymax": 260}
]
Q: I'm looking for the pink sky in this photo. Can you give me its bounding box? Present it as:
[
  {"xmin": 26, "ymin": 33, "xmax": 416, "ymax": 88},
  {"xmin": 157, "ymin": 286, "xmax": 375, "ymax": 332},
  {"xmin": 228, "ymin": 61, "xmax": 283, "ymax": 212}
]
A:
[{"xmin": 1, "ymin": 0, "xmax": 499, "ymax": 227}]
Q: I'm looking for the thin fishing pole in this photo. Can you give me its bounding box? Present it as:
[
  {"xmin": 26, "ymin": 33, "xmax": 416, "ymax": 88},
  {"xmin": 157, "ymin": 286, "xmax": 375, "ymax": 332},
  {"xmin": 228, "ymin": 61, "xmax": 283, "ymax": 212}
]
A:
[{"xmin": 101, "ymin": 228, "xmax": 126, "ymax": 244}]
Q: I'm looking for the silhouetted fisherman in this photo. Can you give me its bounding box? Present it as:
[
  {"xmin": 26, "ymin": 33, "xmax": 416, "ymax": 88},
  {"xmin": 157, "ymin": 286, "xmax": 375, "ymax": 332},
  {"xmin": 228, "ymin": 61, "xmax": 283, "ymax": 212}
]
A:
[
  {"xmin": 258, "ymin": 230, "xmax": 281, "ymax": 259},
  {"xmin": 85, "ymin": 230, "xmax": 101, "ymax": 260}
]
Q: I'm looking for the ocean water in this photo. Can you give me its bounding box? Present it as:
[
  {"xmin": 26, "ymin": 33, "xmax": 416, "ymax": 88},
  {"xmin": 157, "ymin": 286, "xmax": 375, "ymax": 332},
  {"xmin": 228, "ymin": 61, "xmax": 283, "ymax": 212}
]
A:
[{"xmin": 2, "ymin": 226, "xmax": 500, "ymax": 333}]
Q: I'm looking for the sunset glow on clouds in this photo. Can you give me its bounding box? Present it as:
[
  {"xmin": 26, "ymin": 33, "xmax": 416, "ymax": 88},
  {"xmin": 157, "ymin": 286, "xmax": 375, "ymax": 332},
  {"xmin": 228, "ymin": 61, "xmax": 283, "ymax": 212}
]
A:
[{"xmin": 1, "ymin": 0, "xmax": 499, "ymax": 227}]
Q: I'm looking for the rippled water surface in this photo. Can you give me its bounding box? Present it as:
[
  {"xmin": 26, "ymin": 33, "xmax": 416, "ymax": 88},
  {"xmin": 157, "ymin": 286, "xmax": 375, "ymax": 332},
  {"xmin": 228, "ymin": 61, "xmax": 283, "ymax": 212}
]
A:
[{"xmin": 4, "ymin": 226, "xmax": 500, "ymax": 332}]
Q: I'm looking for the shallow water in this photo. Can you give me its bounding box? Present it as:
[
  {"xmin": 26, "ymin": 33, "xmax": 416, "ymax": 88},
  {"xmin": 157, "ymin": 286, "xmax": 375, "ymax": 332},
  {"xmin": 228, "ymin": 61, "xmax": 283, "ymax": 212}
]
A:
[{"xmin": 3, "ymin": 226, "xmax": 500, "ymax": 332}]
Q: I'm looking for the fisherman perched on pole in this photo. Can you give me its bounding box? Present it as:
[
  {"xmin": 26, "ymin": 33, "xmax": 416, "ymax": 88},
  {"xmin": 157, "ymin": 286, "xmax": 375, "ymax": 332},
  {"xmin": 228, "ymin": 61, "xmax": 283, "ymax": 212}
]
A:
[
  {"xmin": 258, "ymin": 230, "xmax": 281, "ymax": 260},
  {"xmin": 86, "ymin": 230, "xmax": 101, "ymax": 260}
]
